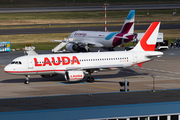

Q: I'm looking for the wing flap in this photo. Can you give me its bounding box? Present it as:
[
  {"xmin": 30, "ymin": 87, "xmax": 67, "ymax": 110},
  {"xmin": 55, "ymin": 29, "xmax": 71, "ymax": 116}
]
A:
[{"xmin": 66, "ymin": 64, "xmax": 130, "ymax": 71}]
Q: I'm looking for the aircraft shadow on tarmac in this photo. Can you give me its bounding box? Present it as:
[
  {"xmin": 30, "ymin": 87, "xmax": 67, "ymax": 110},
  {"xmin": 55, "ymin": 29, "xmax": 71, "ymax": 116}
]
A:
[
  {"xmin": 92, "ymin": 68, "xmax": 149, "ymax": 83},
  {"xmin": 1, "ymin": 68, "xmax": 148, "ymax": 84}
]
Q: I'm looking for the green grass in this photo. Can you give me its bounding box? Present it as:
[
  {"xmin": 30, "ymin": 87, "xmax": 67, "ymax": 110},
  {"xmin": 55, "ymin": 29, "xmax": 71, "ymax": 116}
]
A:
[
  {"xmin": 1, "ymin": 9, "xmax": 180, "ymax": 26},
  {"xmin": 11, "ymin": 42, "xmax": 60, "ymax": 50},
  {"xmin": 0, "ymin": 9, "xmax": 178, "ymax": 20},
  {"xmin": 0, "ymin": 11, "xmax": 127, "ymax": 20}
]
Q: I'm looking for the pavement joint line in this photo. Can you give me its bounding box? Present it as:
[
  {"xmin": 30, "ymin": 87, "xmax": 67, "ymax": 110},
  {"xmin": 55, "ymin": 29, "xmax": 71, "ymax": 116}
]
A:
[
  {"xmin": 133, "ymin": 66, "xmax": 180, "ymax": 75},
  {"xmin": 146, "ymin": 68, "xmax": 151, "ymax": 70},
  {"xmin": 154, "ymin": 59, "xmax": 165, "ymax": 62},
  {"xmin": 92, "ymin": 85, "xmax": 119, "ymax": 91}
]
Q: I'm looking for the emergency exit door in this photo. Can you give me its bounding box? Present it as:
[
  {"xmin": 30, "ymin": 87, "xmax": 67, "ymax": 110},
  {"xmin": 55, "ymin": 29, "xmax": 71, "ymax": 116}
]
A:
[{"xmin": 27, "ymin": 57, "xmax": 33, "ymax": 69}]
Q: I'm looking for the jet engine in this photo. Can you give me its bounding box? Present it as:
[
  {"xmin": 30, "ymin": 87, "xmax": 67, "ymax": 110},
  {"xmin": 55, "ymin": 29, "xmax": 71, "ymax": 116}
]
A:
[
  {"xmin": 64, "ymin": 71, "xmax": 84, "ymax": 81},
  {"xmin": 66, "ymin": 43, "xmax": 79, "ymax": 52},
  {"xmin": 41, "ymin": 74, "xmax": 57, "ymax": 78}
]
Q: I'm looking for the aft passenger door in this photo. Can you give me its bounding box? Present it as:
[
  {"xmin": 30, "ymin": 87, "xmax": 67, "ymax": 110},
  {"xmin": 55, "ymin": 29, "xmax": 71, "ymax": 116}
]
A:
[
  {"xmin": 132, "ymin": 53, "xmax": 138, "ymax": 64},
  {"xmin": 27, "ymin": 57, "xmax": 33, "ymax": 69}
]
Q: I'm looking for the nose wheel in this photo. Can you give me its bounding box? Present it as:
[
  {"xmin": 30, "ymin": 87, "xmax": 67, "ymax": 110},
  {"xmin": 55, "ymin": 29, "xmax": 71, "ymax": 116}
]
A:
[{"xmin": 25, "ymin": 75, "xmax": 30, "ymax": 84}]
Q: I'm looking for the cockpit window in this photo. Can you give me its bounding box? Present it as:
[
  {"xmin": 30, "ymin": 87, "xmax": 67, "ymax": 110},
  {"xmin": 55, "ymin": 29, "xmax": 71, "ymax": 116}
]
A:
[
  {"xmin": 11, "ymin": 61, "xmax": 22, "ymax": 65},
  {"xmin": 11, "ymin": 61, "xmax": 15, "ymax": 64},
  {"xmin": 69, "ymin": 33, "xmax": 73, "ymax": 38}
]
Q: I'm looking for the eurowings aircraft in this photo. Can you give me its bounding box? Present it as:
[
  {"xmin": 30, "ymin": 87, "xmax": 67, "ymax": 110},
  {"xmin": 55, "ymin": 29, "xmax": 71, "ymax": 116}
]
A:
[
  {"xmin": 4, "ymin": 22, "xmax": 163, "ymax": 84},
  {"xmin": 52, "ymin": 10, "xmax": 136, "ymax": 53}
]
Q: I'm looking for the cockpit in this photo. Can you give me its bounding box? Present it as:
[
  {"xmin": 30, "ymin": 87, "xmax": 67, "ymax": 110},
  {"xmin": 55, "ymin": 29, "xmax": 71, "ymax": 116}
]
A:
[{"xmin": 11, "ymin": 61, "xmax": 22, "ymax": 65}]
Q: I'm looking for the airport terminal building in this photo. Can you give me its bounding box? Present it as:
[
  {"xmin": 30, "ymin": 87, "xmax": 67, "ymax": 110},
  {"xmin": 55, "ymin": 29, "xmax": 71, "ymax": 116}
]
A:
[{"xmin": 0, "ymin": 89, "xmax": 180, "ymax": 120}]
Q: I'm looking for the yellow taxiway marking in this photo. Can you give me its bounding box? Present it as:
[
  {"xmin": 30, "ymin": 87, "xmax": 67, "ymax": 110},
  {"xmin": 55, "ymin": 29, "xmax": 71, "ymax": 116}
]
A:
[{"xmin": 92, "ymin": 85, "xmax": 119, "ymax": 91}]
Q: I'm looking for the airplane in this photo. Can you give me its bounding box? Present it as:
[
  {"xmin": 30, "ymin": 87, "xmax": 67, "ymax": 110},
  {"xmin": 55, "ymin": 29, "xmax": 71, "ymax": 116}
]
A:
[
  {"xmin": 4, "ymin": 22, "xmax": 163, "ymax": 84},
  {"xmin": 52, "ymin": 10, "xmax": 136, "ymax": 53}
]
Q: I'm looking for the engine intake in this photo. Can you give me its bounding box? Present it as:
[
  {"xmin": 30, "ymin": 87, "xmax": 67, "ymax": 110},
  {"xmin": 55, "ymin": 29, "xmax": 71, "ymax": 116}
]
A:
[{"xmin": 66, "ymin": 43, "xmax": 78, "ymax": 52}]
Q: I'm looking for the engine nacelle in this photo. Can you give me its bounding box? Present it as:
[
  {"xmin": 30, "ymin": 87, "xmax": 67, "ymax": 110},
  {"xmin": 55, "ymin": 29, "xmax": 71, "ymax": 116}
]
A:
[
  {"xmin": 41, "ymin": 74, "xmax": 57, "ymax": 78},
  {"xmin": 64, "ymin": 71, "xmax": 84, "ymax": 81},
  {"xmin": 66, "ymin": 43, "xmax": 78, "ymax": 52}
]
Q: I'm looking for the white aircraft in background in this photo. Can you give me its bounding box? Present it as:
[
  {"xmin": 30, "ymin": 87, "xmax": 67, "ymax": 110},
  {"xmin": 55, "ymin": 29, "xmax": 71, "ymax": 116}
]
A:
[
  {"xmin": 4, "ymin": 22, "xmax": 163, "ymax": 84},
  {"xmin": 52, "ymin": 10, "xmax": 136, "ymax": 53}
]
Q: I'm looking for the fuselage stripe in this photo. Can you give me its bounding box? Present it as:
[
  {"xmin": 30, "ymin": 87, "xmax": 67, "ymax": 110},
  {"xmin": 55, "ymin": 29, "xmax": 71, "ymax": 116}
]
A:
[{"xmin": 5, "ymin": 69, "xmax": 65, "ymax": 74}]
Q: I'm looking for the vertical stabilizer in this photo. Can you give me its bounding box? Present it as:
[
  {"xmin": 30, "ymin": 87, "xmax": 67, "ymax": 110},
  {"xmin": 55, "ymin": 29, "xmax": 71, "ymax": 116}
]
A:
[
  {"xmin": 119, "ymin": 10, "xmax": 135, "ymax": 34},
  {"xmin": 131, "ymin": 22, "xmax": 160, "ymax": 51}
]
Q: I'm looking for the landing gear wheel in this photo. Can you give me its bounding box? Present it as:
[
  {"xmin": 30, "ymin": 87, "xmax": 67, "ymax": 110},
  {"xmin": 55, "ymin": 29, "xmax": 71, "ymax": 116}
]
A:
[
  {"xmin": 25, "ymin": 75, "xmax": 30, "ymax": 84},
  {"xmin": 24, "ymin": 80, "xmax": 30, "ymax": 84},
  {"xmin": 87, "ymin": 77, "xmax": 94, "ymax": 83}
]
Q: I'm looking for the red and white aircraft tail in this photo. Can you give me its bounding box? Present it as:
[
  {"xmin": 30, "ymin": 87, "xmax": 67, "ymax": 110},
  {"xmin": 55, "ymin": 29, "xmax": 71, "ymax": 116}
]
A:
[{"xmin": 132, "ymin": 22, "xmax": 160, "ymax": 51}]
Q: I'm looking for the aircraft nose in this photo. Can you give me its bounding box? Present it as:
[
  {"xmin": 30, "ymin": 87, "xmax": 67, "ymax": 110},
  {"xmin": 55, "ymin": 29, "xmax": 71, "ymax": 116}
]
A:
[{"xmin": 4, "ymin": 65, "xmax": 13, "ymax": 74}]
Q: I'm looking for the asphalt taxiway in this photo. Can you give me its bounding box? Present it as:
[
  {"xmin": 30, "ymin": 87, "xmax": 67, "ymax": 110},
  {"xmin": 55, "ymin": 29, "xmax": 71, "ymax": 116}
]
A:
[
  {"xmin": 1, "ymin": 4, "xmax": 180, "ymax": 13},
  {"xmin": 0, "ymin": 48, "xmax": 180, "ymax": 98},
  {"xmin": 0, "ymin": 23, "xmax": 180, "ymax": 35}
]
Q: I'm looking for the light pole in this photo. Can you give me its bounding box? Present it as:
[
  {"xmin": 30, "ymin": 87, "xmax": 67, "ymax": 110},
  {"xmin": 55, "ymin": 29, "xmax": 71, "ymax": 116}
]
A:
[
  {"xmin": 104, "ymin": 2, "xmax": 109, "ymax": 32},
  {"xmin": 151, "ymin": 75, "xmax": 155, "ymax": 92}
]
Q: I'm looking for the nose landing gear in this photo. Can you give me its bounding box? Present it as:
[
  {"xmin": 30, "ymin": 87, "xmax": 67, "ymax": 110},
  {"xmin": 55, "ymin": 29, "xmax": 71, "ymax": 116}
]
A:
[{"xmin": 25, "ymin": 75, "xmax": 30, "ymax": 84}]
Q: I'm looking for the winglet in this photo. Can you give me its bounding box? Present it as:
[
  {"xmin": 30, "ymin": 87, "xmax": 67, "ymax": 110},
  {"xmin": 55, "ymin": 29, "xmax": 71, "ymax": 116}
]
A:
[
  {"xmin": 119, "ymin": 10, "xmax": 135, "ymax": 34},
  {"xmin": 131, "ymin": 22, "xmax": 160, "ymax": 51}
]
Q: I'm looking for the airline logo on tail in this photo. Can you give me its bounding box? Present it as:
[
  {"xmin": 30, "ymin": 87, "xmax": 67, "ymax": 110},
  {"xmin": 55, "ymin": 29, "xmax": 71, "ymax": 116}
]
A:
[
  {"xmin": 119, "ymin": 10, "xmax": 135, "ymax": 34},
  {"xmin": 105, "ymin": 10, "xmax": 135, "ymax": 41},
  {"xmin": 132, "ymin": 22, "xmax": 160, "ymax": 51},
  {"xmin": 112, "ymin": 10, "xmax": 135, "ymax": 47},
  {"xmin": 140, "ymin": 22, "xmax": 160, "ymax": 51}
]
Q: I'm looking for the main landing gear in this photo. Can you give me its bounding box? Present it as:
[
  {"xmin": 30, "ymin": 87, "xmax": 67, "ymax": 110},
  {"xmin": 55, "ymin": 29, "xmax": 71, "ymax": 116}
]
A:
[
  {"xmin": 86, "ymin": 71, "xmax": 94, "ymax": 82},
  {"xmin": 87, "ymin": 76, "xmax": 94, "ymax": 82},
  {"xmin": 25, "ymin": 75, "xmax": 30, "ymax": 84}
]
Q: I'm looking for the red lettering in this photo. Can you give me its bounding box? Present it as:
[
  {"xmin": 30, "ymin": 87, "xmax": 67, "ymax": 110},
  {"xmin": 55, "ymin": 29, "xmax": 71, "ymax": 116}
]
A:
[
  {"xmin": 43, "ymin": 57, "xmax": 52, "ymax": 66},
  {"xmin": 52, "ymin": 57, "xmax": 61, "ymax": 66},
  {"xmin": 34, "ymin": 56, "xmax": 80, "ymax": 67},
  {"xmin": 73, "ymin": 75, "xmax": 82, "ymax": 77},
  {"xmin": 61, "ymin": 57, "xmax": 70, "ymax": 65},
  {"xmin": 34, "ymin": 58, "xmax": 42, "ymax": 66},
  {"xmin": 71, "ymin": 56, "xmax": 80, "ymax": 65}
]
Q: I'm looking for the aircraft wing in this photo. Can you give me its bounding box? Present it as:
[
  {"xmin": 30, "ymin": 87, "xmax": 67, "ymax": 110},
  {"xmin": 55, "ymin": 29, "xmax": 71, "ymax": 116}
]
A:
[
  {"xmin": 66, "ymin": 64, "xmax": 130, "ymax": 71},
  {"xmin": 52, "ymin": 39, "xmax": 104, "ymax": 47}
]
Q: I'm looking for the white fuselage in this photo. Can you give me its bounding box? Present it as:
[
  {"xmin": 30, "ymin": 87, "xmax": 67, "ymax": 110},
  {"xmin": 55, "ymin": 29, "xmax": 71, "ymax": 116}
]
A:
[
  {"xmin": 4, "ymin": 51, "xmax": 163, "ymax": 75},
  {"xmin": 69, "ymin": 31, "xmax": 119, "ymax": 47}
]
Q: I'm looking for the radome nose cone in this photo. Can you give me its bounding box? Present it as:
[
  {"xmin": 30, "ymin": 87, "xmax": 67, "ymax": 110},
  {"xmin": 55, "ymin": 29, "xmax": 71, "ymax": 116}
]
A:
[
  {"xmin": 4, "ymin": 65, "xmax": 8, "ymax": 72},
  {"xmin": 4, "ymin": 65, "xmax": 11, "ymax": 73}
]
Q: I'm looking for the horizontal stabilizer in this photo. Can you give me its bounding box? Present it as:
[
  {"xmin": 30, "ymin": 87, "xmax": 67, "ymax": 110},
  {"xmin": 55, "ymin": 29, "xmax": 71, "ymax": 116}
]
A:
[{"xmin": 24, "ymin": 46, "xmax": 38, "ymax": 55}]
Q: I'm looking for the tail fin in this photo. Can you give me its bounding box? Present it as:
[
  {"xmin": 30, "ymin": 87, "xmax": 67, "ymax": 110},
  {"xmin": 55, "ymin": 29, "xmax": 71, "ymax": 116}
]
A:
[
  {"xmin": 119, "ymin": 10, "xmax": 135, "ymax": 34},
  {"xmin": 131, "ymin": 22, "xmax": 160, "ymax": 51}
]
